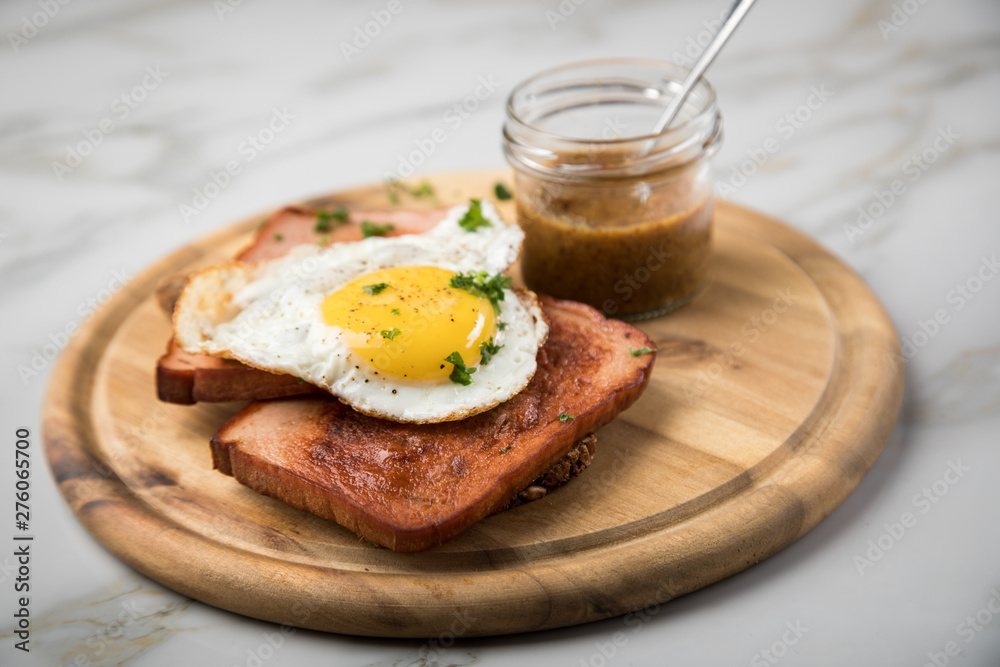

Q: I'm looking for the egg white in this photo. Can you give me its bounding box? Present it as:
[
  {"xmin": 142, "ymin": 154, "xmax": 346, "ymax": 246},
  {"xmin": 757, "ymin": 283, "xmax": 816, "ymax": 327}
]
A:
[{"xmin": 174, "ymin": 201, "xmax": 549, "ymax": 423}]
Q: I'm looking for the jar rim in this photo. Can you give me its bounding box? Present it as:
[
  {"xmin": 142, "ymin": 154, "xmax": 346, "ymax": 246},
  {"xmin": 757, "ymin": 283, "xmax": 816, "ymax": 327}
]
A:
[{"xmin": 505, "ymin": 57, "xmax": 718, "ymax": 146}]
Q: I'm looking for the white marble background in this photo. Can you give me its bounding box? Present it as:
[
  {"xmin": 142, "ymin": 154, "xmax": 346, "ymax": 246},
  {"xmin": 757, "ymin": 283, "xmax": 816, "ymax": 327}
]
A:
[{"xmin": 1, "ymin": 0, "xmax": 998, "ymax": 664}]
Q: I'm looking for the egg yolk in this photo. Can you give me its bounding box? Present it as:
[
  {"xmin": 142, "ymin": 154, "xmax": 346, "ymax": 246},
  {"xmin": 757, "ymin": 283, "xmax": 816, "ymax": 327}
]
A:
[{"xmin": 321, "ymin": 266, "xmax": 498, "ymax": 381}]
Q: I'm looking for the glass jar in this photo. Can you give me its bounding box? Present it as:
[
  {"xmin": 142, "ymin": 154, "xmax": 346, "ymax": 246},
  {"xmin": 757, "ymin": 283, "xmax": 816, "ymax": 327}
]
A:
[{"xmin": 503, "ymin": 58, "xmax": 723, "ymax": 320}]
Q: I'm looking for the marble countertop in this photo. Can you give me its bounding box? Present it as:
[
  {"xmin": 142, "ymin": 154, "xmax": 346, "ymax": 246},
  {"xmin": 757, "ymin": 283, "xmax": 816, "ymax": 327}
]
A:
[{"xmin": 2, "ymin": 0, "xmax": 998, "ymax": 664}]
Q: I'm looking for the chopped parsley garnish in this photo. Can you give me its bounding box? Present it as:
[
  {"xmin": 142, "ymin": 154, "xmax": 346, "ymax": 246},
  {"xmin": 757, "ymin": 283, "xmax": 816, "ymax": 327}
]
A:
[
  {"xmin": 380, "ymin": 328, "xmax": 401, "ymax": 340},
  {"xmin": 361, "ymin": 220, "xmax": 395, "ymax": 238},
  {"xmin": 273, "ymin": 233, "xmax": 284, "ymax": 241},
  {"xmin": 629, "ymin": 346, "xmax": 654, "ymax": 356},
  {"xmin": 558, "ymin": 412, "xmax": 575, "ymax": 422},
  {"xmin": 479, "ymin": 338, "xmax": 503, "ymax": 366},
  {"xmin": 445, "ymin": 351, "xmax": 476, "ymax": 386},
  {"xmin": 295, "ymin": 376, "xmax": 305, "ymax": 383},
  {"xmin": 362, "ymin": 282, "xmax": 390, "ymax": 295},
  {"xmin": 458, "ymin": 198, "xmax": 492, "ymax": 232},
  {"xmin": 390, "ymin": 308, "xmax": 401, "ymax": 316},
  {"xmin": 494, "ymin": 182, "xmax": 512, "ymax": 200},
  {"xmin": 385, "ymin": 179, "xmax": 435, "ymax": 203},
  {"xmin": 499, "ymin": 445, "xmax": 513, "ymax": 454},
  {"xmin": 497, "ymin": 321, "xmax": 507, "ymax": 331},
  {"xmin": 316, "ymin": 234, "xmax": 331, "ymax": 247},
  {"xmin": 315, "ymin": 207, "xmax": 349, "ymax": 233},
  {"xmin": 411, "ymin": 180, "xmax": 435, "ymax": 198},
  {"xmin": 449, "ymin": 271, "xmax": 512, "ymax": 314}
]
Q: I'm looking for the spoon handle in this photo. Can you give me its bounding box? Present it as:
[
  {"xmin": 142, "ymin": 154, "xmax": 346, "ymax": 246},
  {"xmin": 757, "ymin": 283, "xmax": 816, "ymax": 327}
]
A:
[{"xmin": 651, "ymin": 0, "xmax": 758, "ymax": 134}]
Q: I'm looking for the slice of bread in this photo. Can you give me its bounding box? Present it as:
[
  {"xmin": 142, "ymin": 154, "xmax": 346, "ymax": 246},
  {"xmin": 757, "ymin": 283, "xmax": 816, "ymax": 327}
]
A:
[{"xmin": 211, "ymin": 296, "xmax": 656, "ymax": 552}]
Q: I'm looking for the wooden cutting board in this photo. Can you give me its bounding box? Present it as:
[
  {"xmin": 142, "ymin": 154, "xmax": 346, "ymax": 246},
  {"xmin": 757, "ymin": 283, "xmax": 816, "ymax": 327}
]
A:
[{"xmin": 43, "ymin": 170, "xmax": 902, "ymax": 638}]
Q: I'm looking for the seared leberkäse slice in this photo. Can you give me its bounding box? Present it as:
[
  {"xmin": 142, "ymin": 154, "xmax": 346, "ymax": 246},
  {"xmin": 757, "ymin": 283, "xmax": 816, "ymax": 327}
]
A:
[
  {"xmin": 238, "ymin": 205, "xmax": 448, "ymax": 262},
  {"xmin": 157, "ymin": 339, "xmax": 326, "ymax": 405},
  {"xmin": 210, "ymin": 296, "xmax": 656, "ymax": 552}
]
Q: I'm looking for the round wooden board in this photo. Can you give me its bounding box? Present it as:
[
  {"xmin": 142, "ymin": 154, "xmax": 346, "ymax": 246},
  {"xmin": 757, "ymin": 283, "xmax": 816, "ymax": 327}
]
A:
[{"xmin": 43, "ymin": 170, "xmax": 902, "ymax": 638}]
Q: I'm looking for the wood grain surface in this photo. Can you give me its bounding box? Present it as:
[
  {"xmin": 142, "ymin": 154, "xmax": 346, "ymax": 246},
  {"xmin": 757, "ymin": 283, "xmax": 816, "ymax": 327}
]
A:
[{"xmin": 42, "ymin": 170, "xmax": 903, "ymax": 637}]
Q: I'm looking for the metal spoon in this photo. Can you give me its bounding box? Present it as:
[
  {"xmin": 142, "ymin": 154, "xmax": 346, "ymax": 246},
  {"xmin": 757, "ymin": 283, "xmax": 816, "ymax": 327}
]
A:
[{"xmin": 651, "ymin": 0, "xmax": 759, "ymax": 134}]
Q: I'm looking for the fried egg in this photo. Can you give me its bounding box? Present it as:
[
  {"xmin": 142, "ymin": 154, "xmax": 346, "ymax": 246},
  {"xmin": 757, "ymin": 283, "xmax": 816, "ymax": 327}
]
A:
[{"xmin": 173, "ymin": 200, "xmax": 548, "ymax": 423}]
